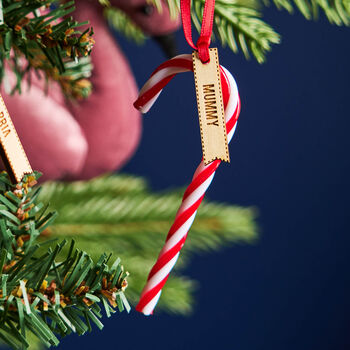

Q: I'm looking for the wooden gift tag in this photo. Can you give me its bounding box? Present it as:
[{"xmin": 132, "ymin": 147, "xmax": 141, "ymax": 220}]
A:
[
  {"xmin": 0, "ymin": 95, "xmax": 32, "ymax": 183},
  {"xmin": 192, "ymin": 48, "xmax": 229, "ymax": 165}
]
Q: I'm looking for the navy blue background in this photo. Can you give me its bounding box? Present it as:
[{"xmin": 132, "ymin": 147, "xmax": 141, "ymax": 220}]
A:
[{"xmin": 65, "ymin": 8, "xmax": 350, "ymax": 350}]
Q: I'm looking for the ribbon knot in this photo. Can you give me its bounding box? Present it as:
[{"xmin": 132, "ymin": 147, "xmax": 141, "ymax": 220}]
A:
[
  {"xmin": 180, "ymin": 0, "xmax": 216, "ymax": 63},
  {"xmin": 196, "ymin": 35, "xmax": 211, "ymax": 63}
]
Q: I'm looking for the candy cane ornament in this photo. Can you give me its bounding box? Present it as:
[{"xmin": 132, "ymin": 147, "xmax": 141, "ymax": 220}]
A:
[{"xmin": 134, "ymin": 54, "xmax": 241, "ymax": 315}]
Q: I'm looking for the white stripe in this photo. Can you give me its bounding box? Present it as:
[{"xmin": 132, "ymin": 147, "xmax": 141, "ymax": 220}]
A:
[
  {"xmin": 139, "ymin": 66, "xmax": 190, "ymax": 96},
  {"xmin": 192, "ymin": 161, "xmax": 212, "ymax": 180},
  {"xmin": 142, "ymin": 253, "xmax": 180, "ymax": 294},
  {"xmin": 222, "ymin": 67, "xmax": 239, "ymax": 143},
  {"xmin": 222, "ymin": 66, "xmax": 239, "ymax": 123},
  {"xmin": 170, "ymin": 54, "xmax": 192, "ymax": 60},
  {"xmin": 138, "ymin": 55, "xmax": 192, "ymax": 111},
  {"xmin": 227, "ymin": 123, "xmax": 238, "ymax": 143},
  {"xmin": 140, "ymin": 91, "xmax": 162, "ymax": 113},
  {"xmin": 176, "ymin": 172, "xmax": 215, "ymax": 217},
  {"xmin": 161, "ymin": 211, "xmax": 197, "ymax": 255},
  {"xmin": 142, "ymin": 290, "xmax": 162, "ymax": 315}
]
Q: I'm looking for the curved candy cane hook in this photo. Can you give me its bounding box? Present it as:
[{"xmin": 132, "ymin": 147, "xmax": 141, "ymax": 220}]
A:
[{"xmin": 134, "ymin": 54, "xmax": 241, "ymax": 315}]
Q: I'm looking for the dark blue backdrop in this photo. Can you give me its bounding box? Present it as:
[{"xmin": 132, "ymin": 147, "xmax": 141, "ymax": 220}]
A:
[{"xmin": 64, "ymin": 8, "xmax": 350, "ymax": 350}]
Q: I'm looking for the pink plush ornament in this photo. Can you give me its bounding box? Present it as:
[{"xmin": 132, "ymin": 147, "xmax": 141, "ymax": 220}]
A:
[{"xmin": 1, "ymin": 0, "xmax": 180, "ymax": 181}]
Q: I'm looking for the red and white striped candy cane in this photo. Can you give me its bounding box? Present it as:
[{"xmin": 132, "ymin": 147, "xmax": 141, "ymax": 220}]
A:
[{"xmin": 134, "ymin": 54, "xmax": 241, "ymax": 315}]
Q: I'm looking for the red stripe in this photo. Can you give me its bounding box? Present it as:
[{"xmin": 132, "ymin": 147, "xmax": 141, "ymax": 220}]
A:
[
  {"xmin": 151, "ymin": 58, "xmax": 193, "ymax": 76},
  {"xmin": 136, "ymin": 270, "xmax": 170, "ymax": 313},
  {"xmin": 136, "ymin": 279, "xmax": 164, "ymax": 313},
  {"xmin": 134, "ymin": 75, "xmax": 175, "ymax": 110},
  {"xmin": 134, "ymin": 60, "xmax": 193, "ymax": 109},
  {"xmin": 146, "ymin": 196, "xmax": 205, "ymax": 280},
  {"xmin": 136, "ymin": 235, "xmax": 188, "ymax": 312},
  {"xmin": 135, "ymin": 60, "xmax": 231, "ymax": 114},
  {"xmin": 226, "ymin": 97, "xmax": 241, "ymax": 134},
  {"xmin": 221, "ymin": 69, "xmax": 230, "ymax": 109},
  {"xmin": 147, "ymin": 233, "xmax": 188, "ymax": 280},
  {"xmin": 166, "ymin": 195, "xmax": 204, "ymax": 239},
  {"xmin": 183, "ymin": 161, "xmax": 220, "ymax": 200}
]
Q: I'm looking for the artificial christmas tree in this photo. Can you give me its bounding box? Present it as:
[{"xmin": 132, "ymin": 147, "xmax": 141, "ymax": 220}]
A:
[{"xmin": 0, "ymin": 0, "xmax": 349, "ymax": 347}]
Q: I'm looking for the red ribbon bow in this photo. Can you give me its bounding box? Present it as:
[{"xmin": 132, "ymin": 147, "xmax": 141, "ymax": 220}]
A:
[{"xmin": 180, "ymin": 0, "xmax": 216, "ymax": 63}]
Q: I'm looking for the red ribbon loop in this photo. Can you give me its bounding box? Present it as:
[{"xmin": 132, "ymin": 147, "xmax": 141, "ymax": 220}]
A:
[{"xmin": 180, "ymin": 0, "xmax": 216, "ymax": 63}]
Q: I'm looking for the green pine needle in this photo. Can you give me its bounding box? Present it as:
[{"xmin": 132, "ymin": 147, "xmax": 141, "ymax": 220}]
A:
[
  {"xmin": 148, "ymin": 0, "xmax": 280, "ymax": 62},
  {"xmin": 104, "ymin": 7, "xmax": 146, "ymax": 44},
  {"xmin": 0, "ymin": 0, "xmax": 94, "ymax": 99},
  {"xmin": 264, "ymin": 0, "xmax": 350, "ymax": 25},
  {"xmin": 0, "ymin": 171, "xmax": 129, "ymax": 349},
  {"xmin": 144, "ymin": 0, "xmax": 349, "ymax": 62},
  {"xmin": 192, "ymin": 0, "xmax": 280, "ymax": 63}
]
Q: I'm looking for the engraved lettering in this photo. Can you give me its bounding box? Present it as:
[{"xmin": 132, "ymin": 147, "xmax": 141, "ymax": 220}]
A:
[
  {"xmin": 0, "ymin": 117, "xmax": 11, "ymax": 138},
  {"xmin": 2, "ymin": 129, "xmax": 10, "ymax": 138},
  {"xmin": 208, "ymin": 120, "xmax": 219, "ymax": 126},
  {"xmin": 203, "ymin": 85, "xmax": 215, "ymax": 95},
  {"xmin": 204, "ymin": 99, "xmax": 216, "ymax": 111},
  {"xmin": 203, "ymin": 84, "xmax": 219, "ymax": 126}
]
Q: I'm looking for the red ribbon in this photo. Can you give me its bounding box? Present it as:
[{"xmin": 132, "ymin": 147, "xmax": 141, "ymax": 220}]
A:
[{"xmin": 180, "ymin": 0, "xmax": 216, "ymax": 63}]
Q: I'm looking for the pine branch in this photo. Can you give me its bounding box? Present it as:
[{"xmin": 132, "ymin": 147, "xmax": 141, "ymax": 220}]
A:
[
  {"xmin": 192, "ymin": 0, "xmax": 280, "ymax": 62},
  {"xmin": 0, "ymin": 172, "xmax": 130, "ymax": 349},
  {"xmin": 38, "ymin": 174, "xmax": 258, "ymax": 314},
  {"xmin": 0, "ymin": 0, "xmax": 94, "ymax": 99},
  {"xmin": 103, "ymin": 0, "xmax": 278, "ymax": 62},
  {"xmin": 152, "ymin": 0, "xmax": 180, "ymax": 18},
  {"xmin": 149, "ymin": 0, "xmax": 349, "ymax": 61},
  {"xmin": 104, "ymin": 7, "xmax": 146, "ymax": 44},
  {"xmin": 146, "ymin": 0, "xmax": 279, "ymax": 63},
  {"xmin": 264, "ymin": 0, "xmax": 350, "ymax": 25}
]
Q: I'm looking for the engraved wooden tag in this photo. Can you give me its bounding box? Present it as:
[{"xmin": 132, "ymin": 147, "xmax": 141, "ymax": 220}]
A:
[
  {"xmin": 192, "ymin": 48, "xmax": 229, "ymax": 165},
  {"xmin": 0, "ymin": 94, "xmax": 32, "ymax": 183}
]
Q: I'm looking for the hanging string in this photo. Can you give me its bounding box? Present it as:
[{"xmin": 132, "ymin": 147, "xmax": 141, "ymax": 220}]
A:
[{"xmin": 180, "ymin": 0, "xmax": 216, "ymax": 63}]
